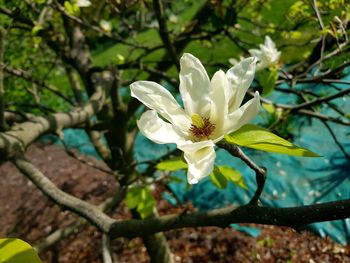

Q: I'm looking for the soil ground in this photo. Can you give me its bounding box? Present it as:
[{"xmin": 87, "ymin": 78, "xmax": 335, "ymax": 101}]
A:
[{"xmin": 0, "ymin": 143, "xmax": 349, "ymax": 262}]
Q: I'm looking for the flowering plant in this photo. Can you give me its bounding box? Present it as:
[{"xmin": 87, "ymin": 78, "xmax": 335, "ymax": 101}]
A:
[
  {"xmin": 131, "ymin": 53, "xmax": 260, "ymax": 184},
  {"xmin": 249, "ymin": 36, "xmax": 281, "ymax": 71}
]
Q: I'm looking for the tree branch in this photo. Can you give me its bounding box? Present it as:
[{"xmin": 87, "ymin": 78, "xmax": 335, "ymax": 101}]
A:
[
  {"xmin": 0, "ymin": 71, "xmax": 113, "ymax": 160},
  {"xmin": 12, "ymin": 155, "xmax": 115, "ymax": 232},
  {"xmin": 0, "ymin": 27, "xmax": 7, "ymax": 132},
  {"xmin": 108, "ymin": 199, "xmax": 350, "ymax": 239},
  {"xmin": 152, "ymin": 0, "xmax": 179, "ymax": 71},
  {"xmin": 217, "ymin": 142, "xmax": 266, "ymax": 205},
  {"xmin": 102, "ymin": 233, "xmax": 114, "ymax": 263},
  {"xmin": 11, "ymin": 152, "xmax": 350, "ymax": 244},
  {"xmin": 2, "ymin": 64, "xmax": 75, "ymax": 105}
]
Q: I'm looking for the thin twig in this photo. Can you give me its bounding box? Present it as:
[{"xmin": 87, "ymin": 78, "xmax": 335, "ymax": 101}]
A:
[
  {"xmin": 102, "ymin": 234, "xmax": 114, "ymax": 263},
  {"xmin": 217, "ymin": 142, "xmax": 266, "ymax": 205},
  {"xmin": 298, "ymin": 109, "xmax": 350, "ymax": 126},
  {"xmin": 152, "ymin": 0, "xmax": 179, "ymax": 70},
  {"xmin": 0, "ymin": 27, "xmax": 7, "ymax": 131},
  {"xmin": 2, "ymin": 64, "xmax": 75, "ymax": 105},
  {"xmin": 321, "ymin": 121, "xmax": 350, "ymax": 160}
]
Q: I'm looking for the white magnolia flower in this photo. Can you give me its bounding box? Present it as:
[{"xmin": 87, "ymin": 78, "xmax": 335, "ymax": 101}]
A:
[
  {"xmin": 131, "ymin": 53, "xmax": 260, "ymax": 184},
  {"xmin": 76, "ymin": 0, "xmax": 91, "ymax": 7},
  {"xmin": 100, "ymin": 20, "xmax": 112, "ymax": 33},
  {"xmin": 249, "ymin": 36, "xmax": 281, "ymax": 71}
]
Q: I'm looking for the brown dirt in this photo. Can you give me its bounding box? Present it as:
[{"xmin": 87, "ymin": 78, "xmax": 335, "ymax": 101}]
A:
[{"xmin": 0, "ymin": 143, "xmax": 349, "ymax": 263}]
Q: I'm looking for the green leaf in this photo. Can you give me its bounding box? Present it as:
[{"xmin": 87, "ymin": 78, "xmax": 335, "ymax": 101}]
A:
[
  {"xmin": 126, "ymin": 187, "xmax": 156, "ymax": 219},
  {"xmin": 0, "ymin": 238, "xmax": 42, "ymax": 263},
  {"xmin": 225, "ymin": 124, "xmax": 320, "ymax": 157},
  {"xmin": 218, "ymin": 166, "xmax": 248, "ymax": 190},
  {"xmin": 209, "ymin": 166, "xmax": 228, "ymax": 189},
  {"xmin": 64, "ymin": 1, "xmax": 80, "ymax": 16},
  {"xmin": 125, "ymin": 187, "xmax": 142, "ymax": 209},
  {"xmin": 262, "ymin": 103, "xmax": 276, "ymax": 114},
  {"xmin": 156, "ymin": 157, "xmax": 188, "ymax": 171},
  {"xmin": 31, "ymin": 24, "xmax": 43, "ymax": 36},
  {"xmin": 167, "ymin": 175, "xmax": 183, "ymax": 183},
  {"xmin": 33, "ymin": 0, "xmax": 46, "ymax": 4},
  {"xmin": 257, "ymin": 68, "xmax": 279, "ymax": 96}
]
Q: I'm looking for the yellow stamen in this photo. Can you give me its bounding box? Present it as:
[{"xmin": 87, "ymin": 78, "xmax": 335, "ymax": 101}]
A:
[{"xmin": 191, "ymin": 114, "xmax": 205, "ymax": 128}]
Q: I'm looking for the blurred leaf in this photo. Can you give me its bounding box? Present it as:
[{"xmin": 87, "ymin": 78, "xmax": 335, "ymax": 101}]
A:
[
  {"xmin": 218, "ymin": 166, "xmax": 248, "ymax": 190},
  {"xmin": 209, "ymin": 166, "xmax": 227, "ymax": 189},
  {"xmin": 0, "ymin": 238, "xmax": 42, "ymax": 263},
  {"xmin": 64, "ymin": 1, "xmax": 80, "ymax": 16},
  {"xmin": 31, "ymin": 24, "xmax": 43, "ymax": 35},
  {"xmin": 125, "ymin": 187, "xmax": 141, "ymax": 209},
  {"xmin": 262, "ymin": 103, "xmax": 276, "ymax": 114},
  {"xmin": 257, "ymin": 68, "xmax": 279, "ymax": 96},
  {"xmin": 225, "ymin": 124, "xmax": 320, "ymax": 157},
  {"xmin": 168, "ymin": 175, "xmax": 183, "ymax": 183},
  {"xmin": 156, "ymin": 157, "xmax": 188, "ymax": 171},
  {"xmin": 126, "ymin": 187, "xmax": 155, "ymax": 219},
  {"xmin": 209, "ymin": 166, "xmax": 248, "ymax": 190}
]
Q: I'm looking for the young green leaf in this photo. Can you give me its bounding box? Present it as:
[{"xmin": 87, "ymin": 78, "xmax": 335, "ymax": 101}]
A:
[
  {"xmin": 225, "ymin": 124, "xmax": 320, "ymax": 157},
  {"xmin": 64, "ymin": 1, "xmax": 80, "ymax": 16},
  {"xmin": 125, "ymin": 187, "xmax": 142, "ymax": 209},
  {"xmin": 218, "ymin": 166, "xmax": 248, "ymax": 190},
  {"xmin": 262, "ymin": 103, "xmax": 276, "ymax": 115},
  {"xmin": 257, "ymin": 67, "xmax": 279, "ymax": 96},
  {"xmin": 0, "ymin": 238, "xmax": 42, "ymax": 263},
  {"xmin": 156, "ymin": 157, "xmax": 188, "ymax": 171},
  {"xmin": 209, "ymin": 166, "xmax": 228, "ymax": 189},
  {"xmin": 125, "ymin": 187, "xmax": 156, "ymax": 219}
]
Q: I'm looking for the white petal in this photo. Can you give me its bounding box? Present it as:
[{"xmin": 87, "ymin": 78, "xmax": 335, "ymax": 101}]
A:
[
  {"xmin": 223, "ymin": 91, "xmax": 260, "ymax": 134},
  {"xmin": 131, "ymin": 81, "xmax": 191, "ymax": 133},
  {"xmin": 226, "ymin": 57, "xmax": 257, "ymax": 111},
  {"xmin": 184, "ymin": 146, "xmax": 216, "ymax": 184},
  {"xmin": 179, "ymin": 53, "xmax": 210, "ymax": 116},
  {"xmin": 209, "ymin": 70, "xmax": 228, "ymax": 134},
  {"xmin": 137, "ymin": 110, "xmax": 183, "ymax": 144},
  {"xmin": 248, "ymin": 49, "xmax": 262, "ymax": 59},
  {"xmin": 76, "ymin": 0, "xmax": 91, "ymax": 7},
  {"xmin": 178, "ymin": 140, "xmax": 214, "ymax": 153},
  {"xmin": 265, "ymin": 36, "xmax": 275, "ymax": 49}
]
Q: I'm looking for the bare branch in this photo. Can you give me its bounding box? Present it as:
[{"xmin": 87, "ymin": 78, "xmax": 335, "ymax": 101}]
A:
[
  {"xmin": 109, "ymin": 199, "xmax": 350, "ymax": 239},
  {"xmin": 34, "ymin": 186, "xmax": 127, "ymax": 253},
  {"xmin": 0, "ymin": 27, "xmax": 7, "ymax": 131},
  {"xmin": 11, "ymin": 152, "xmax": 350, "ymax": 244},
  {"xmin": 217, "ymin": 142, "xmax": 266, "ymax": 205},
  {"xmin": 290, "ymin": 87, "xmax": 350, "ymax": 111},
  {"xmin": 321, "ymin": 121, "xmax": 350, "ymax": 160},
  {"xmin": 2, "ymin": 64, "xmax": 75, "ymax": 105},
  {"xmin": 102, "ymin": 234, "xmax": 114, "ymax": 263},
  {"xmin": 297, "ymin": 109, "xmax": 350, "ymax": 126},
  {"xmin": 0, "ymin": 71, "xmax": 113, "ymax": 160},
  {"xmin": 12, "ymin": 155, "xmax": 115, "ymax": 232},
  {"xmin": 152, "ymin": 0, "xmax": 179, "ymax": 70}
]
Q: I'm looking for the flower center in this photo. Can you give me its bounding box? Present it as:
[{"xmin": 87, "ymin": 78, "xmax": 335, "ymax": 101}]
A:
[{"xmin": 189, "ymin": 114, "xmax": 215, "ymax": 140}]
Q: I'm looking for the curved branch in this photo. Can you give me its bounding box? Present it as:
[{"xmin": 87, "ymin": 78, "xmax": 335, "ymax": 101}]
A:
[
  {"xmin": 12, "ymin": 155, "xmax": 115, "ymax": 232},
  {"xmin": 109, "ymin": 199, "xmax": 350, "ymax": 239},
  {"xmin": 217, "ymin": 142, "xmax": 266, "ymax": 205},
  {"xmin": 0, "ymin": 71, "xmax": 113, "ymax": 160},
  {"xmin": 11, "ymin": 153, "xmax": 350, "ymax": 242}
]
